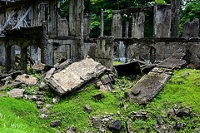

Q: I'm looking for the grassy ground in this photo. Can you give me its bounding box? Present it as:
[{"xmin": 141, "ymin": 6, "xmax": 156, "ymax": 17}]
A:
[{"xmin": 0, "ymin": 69, "xmax": 200, "ymax": 132}]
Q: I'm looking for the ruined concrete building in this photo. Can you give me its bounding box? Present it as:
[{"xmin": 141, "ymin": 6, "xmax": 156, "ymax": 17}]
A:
[
  {"xmin": 0, "ymin": 0, "xmax": 85, "ymax": 72},
  {"xmin": 0, "ymin": 0, "xmax": 199, "ymax": 72}
]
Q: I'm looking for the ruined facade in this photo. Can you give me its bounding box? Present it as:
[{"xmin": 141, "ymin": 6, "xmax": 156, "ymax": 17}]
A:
[
  {"xmin": 0, "ymin": 0, "xmax": 85, "ymax": 72},
  {"xmin": 0, "ymin": 0, "xmax": 199, "ymax": 72}
]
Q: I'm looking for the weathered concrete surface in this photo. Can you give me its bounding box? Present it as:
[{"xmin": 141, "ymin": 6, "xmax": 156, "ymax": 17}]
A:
[
  {"xmin": 15, "ymin": 74, "xmax": 37, "ymax": 86},
  {"xmin": 130, "ymin": 49, "xmax": 186, "ymax": 104},
  {"xmin": 7, "ymin": 88, "xmax": 25, "ymax": 98},
  {"xmin": 47, "ymin": 58, "xmax": 107, "ymax": 96},
  {"xmin": 125, "ymin": 38, "xmax": 200, "ymax": 66},
  {"xmin": 132, "ymin": 12, "xmax": 145, "ymax": 38},
  {"xmin": 112, "ymin": 11, "xmax": 122, "ymax": 38},
  {"xmin": 130, "ymin": 68, "xmax": 171, "ymax": 104},
  {"xmin": 183, "ymin": 18, "xmax": 199, "ymax": 38},
  {"xmin": 154, "ymin": 5, "xmax": 172, "ymax": 37}
]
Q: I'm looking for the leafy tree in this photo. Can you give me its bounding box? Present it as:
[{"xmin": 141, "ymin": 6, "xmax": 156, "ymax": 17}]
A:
[{"xmin": 180, "ymin": 0, "xmax": 200, "ymax": 35}]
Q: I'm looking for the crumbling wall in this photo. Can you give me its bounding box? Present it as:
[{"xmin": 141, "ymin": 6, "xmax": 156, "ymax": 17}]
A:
[{"xmin": 125, "ymin": 38, "xmax": 200, "ymax": 65}]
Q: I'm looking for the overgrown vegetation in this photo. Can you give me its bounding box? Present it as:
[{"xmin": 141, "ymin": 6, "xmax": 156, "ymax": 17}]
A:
[{"xmin": 0, "ymin": 69, "xmax": 200, "ymax": 132}]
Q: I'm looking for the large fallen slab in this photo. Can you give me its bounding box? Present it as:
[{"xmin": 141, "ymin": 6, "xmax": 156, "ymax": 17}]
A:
[
  {"xmin": 130, "ymin": 67, "xmax": 172, "ymax": 104},
  {"xmin": 130, "ymin": 49, "xmax": 186, "ymax": 104},
  {"xmin": 47, "ymin": 58, "xmax": 107, "ymax": 96}
]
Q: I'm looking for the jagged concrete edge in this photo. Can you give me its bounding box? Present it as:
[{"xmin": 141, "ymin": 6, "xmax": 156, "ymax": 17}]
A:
[{"xmin": 46, "ymin": 68, "xmax": 108, "ymax": 96}]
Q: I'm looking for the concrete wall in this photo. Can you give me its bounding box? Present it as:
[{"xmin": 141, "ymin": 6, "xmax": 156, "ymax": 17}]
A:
[{"xmin": 124, "ymin": 38, "xmax": 200, "ymax": 65}]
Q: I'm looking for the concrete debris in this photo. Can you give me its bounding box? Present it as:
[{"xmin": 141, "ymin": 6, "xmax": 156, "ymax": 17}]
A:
[
  {"xmin": 130, "ymin": 49, "xmax": 186, "ymax": 104},
  {"xmin": 15, "ymin": 74, "xmax": 37, "ymax": 86},
  {"xmin": 40, "ymin": 114, "xmax": 48, "ymax": 119},
  {"xmin": 54, "ymin": 59, "xmax": 71, "ymax": 71},
  {"xmin": 83, "ymin": 105, "xmax": 92, "ymax": 114},
  {"xmin": 31, "ymin": 63, "xmax": 46, "ymax": 72},
  {"xmin": 50, "ymin": 120, "xmax": 61, "ymax": 127},
  {"xmin": 93, "ymin": 93, "xmax": 105, "ymax": 100},
  {"xmin": 7, "ymin": 88, "xmax": 25, "ymax": 98},
  {"xmin": 44, "ymin": 68, "xmax": 56, "ymax": 80},
  {"xmin": 47, "ymin": 58, "xmax": 107, "ymax": 96},
  {"xmin": 109, "ymin": 120, "xmax": 122, "ymax": 131},
  {"xmin": 96, "ymin": 74, "xmax": 115, "ymax": 92}
]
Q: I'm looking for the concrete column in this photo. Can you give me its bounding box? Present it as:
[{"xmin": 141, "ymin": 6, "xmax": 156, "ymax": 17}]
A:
[
  {"xmin": 125, "ymin": 21, "xmax": 129, "ymax": 38},
  {"xmin": 30, "ymin": 45, "xmax": 41, "ymax": 63},
  {"xmin": 154, "ymin": 5, "xmax": 172, "ymax": 38},
  {"xmin": 45, "ymin": 42, "xmax": 53, "ymax": 65},
  {"xmin": 95, "ymin": 37, "xmax": 114, "ymax": 69},
  {"xmin": 11, "ymin": 45, "xmax": 16, "ymax": 68},
  {"xmin": 0, "ymin": 43, "xmax": 5, "ymax": 65},
  {"xmin": 69, "ymin": 0, "xmax": 84, "ymax": 60},
  {"xmin": 20, "ymin": 46, "xmax": 27, "ymax": 73},
  {"xmin": 190, "ymin": 18, "xmax": 199, "ymax": 37},
  {"xmin": 69, "ymin": 0, "xmax": 84, "ymax": 37},
  {"xmin": 182, "ymin": 18, "xmax": 199, "ymax": 38},
  {"xmin": 112, "ymin": 11, "xmax": 122, "ymax": 38},
  {"xmin": 182, "ymin": 22, "xmax": 190, "ymax": 38},
  {"xmin": 83, "ymin": 15, "xmax": 91, "ymax": 39},
  {"xmin": 171, "ymin": 0, "xmax": 181, "ymax": 37},
  {"xmin": 132, "ymin": 12, "xmax": 145, "ymax": 38},
  {"xmin": 5, "ymin": 45, "xmax": 11, "ymax": 71},
  {"xmin": 100, "ymin": 9, "xmax": 104, "ymax": 36}
]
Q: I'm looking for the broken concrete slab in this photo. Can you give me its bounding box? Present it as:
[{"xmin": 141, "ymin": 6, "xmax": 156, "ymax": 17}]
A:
[
  {"xmin": 130, "ymin": 68, "xmax": 171, "ymax": 104},
  {"xmin": 31, "ymin": 63, "xmax": 46, "ymax": 72},
  {"xmin": 54, "ymin": 59, "xmax": 72, "ymax": 71},
  {"xmin": 130, "ymin": 49, "xmax": 186, "ymax": 104},
  {"xmin": 7, "ymin": 89, "xmax": 25, "ymax": 98},
  {"xmin": 44, "ymin": 68, "xmax": 56, "ymax": 80},
  {"xmin": 15, "ymin": 74, "xmax": 37, "ymax": 86},
  {"xmin": 158, "ymin": 49, "xmax": 187, "ymax": 69},
  {"xmin": 47, "ymin": 58, "xmax": 107, "ymax": 96}
]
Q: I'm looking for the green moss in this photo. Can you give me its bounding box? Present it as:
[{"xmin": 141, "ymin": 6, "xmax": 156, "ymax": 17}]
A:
[{"xmin": 0, "ymin": 69, "xmax": 199, "ymax": 132}]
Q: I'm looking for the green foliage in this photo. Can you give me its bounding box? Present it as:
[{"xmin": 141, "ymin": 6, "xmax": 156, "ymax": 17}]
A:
[
  {"xmin": 0, "ymin": 97, "xmax": 55, "ymax": 133},
  {"xmin": 155, "ymin": 0, "xmax": 167, "ymax": 4},
  {"xmin": 0, "ymin": 69, "xmax": 200, "ymax": 132},
  {"xmin": 180, "ymin": 1, "xmax": 200, "ymax": 36},
  {"xmin": 24, "ymin": 86, "xmax": 39, "ymax": 95}
]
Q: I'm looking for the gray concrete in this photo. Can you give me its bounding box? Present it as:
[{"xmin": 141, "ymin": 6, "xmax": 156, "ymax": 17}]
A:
[
  {"xmin": 132, "ymin": 12, "xmax": 145, "ymax": 38},
  {"xmin": 15, "ymin": 74, "xmax": 38, "ymax": 86},
  {"xmin": 112, "ymin": 11, "xmax": 122, "ymax": 38},
  {"xmin": 182, "ymin": 18, "xmax": 199, "ymax": 38},
  {"xmin": 130, "ymin": 49, "xmax": 186, "ymax": 104},
  {"xmin": 171, "ymin": 0, "xmax": 181, "ymax": 37},
  {"xmin": 124, "ymin": 38, "xmax": 200, "ymax": 66},
  {"xmin": 95, "ymin": 37, "xmax": 114, "ymax": 69},
  {"xmin": 154, "ymin": 5, "xmax": 172, "ymax": 37},
  {"xmin": 47, "ymin": 58, "xmax": 107, "ymax": 96},
  {"xmin": 0, "ymin": 43, "xmax": 5, "ymax": 65}
]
